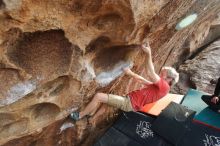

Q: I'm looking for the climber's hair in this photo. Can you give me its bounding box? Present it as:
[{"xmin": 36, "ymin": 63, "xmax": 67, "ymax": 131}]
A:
[{"xmin": 161, "ymin": 66, "xmax": 179, "ymax": 86}]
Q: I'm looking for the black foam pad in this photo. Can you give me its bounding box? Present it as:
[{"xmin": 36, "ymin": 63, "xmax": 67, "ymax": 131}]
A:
[
  {"xmin": 94, "ymin": 112, "xmax": 173, "ymax": 146},
  {"xmin": 152, "ymin": 102, "xmax": 196, "ymax": 145},
  {"xmin": 94, "ymin": 127, "xmax": 142, "ymax": 146},
  {"xmin": 178, "ymin": 122, "xmax": 220, "ymax": 146}
]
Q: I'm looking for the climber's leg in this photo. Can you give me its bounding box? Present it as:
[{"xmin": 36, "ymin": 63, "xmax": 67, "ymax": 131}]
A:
[
  {"xmin": 107, "ymin": 94, "xmax": 133, "ymax": 112},
  {"xmin": 70, "ymin": 93, "xmax": 133, "ymax": 121},
  {"xmin": 71, "ymin": 93, "xmax": 108, "ymax": 121},
  {"xmin": 79, "ymin": 93, "xmax": 108, "ymax": 119}
]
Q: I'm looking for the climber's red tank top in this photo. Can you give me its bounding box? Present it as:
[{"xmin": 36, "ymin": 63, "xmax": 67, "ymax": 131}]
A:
[{"xmin": 128, "ymin": 78, "xmax": 170, "ymax": 111}]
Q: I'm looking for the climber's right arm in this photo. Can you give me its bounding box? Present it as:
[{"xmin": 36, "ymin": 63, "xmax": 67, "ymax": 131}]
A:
[{"xmin": 123, "ymin": 68, "xmax": 152, "ymax": 85}]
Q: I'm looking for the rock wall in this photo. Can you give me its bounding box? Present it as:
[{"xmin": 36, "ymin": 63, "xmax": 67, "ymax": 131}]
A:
[
  {"xmin": 0, "ymin": 0, "xmax": 220, "ymax": 146},
  {"xmin": 173, "ymin": 39, "xmax": 220, "ymax": 94}
]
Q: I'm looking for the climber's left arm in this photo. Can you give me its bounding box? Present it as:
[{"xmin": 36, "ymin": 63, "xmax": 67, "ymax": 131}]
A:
[{"xmin": 123, "ymin": 68, "xmax": 152, "ymax": 85}]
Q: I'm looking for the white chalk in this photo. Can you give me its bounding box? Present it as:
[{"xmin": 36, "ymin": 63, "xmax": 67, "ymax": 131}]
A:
[
  {"xmin": 60, "ymin": 122, "xmax": 74, "ymax": 133},
  {"xmin": 0, "ymin": 79, "xmax": 37, "ymax": 106},
  {"xmin": 96, "ymin": 61, "xmax": 133, "ymax": 87},
  {"xmin": 82, "ymin": 60, "xmax": 96, "ymax": 81}
]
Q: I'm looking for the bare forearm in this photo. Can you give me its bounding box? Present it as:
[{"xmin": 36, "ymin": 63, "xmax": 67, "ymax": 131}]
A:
[
  {"xmin": 144, "ymin": 51, "xmax": 160, "ymax": 83},
  {"xmin": 141, "ymin": 45, "xmax": 154, "ymax": 72},
  {"xmin": 126, "ymin": 71, "xmax": 152, "ymax": 85},
  {"xmin": 146, "ymin": 56, "xmax": 154, "ymax": 71}
]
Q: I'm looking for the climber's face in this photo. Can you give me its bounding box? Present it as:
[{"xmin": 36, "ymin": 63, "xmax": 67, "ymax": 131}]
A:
[
  {"xmin": 164, "ymin": 77, "xmax": 173, "ymax": 86},
  {"xmin": 160, "ymin": 69, "xmax": 172, "ymax": 86}
]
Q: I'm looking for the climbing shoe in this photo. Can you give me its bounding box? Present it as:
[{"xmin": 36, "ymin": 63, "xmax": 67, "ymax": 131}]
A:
[{"xmin": 70, "ymin": 111, "xmax": 80, "ymax": 121}]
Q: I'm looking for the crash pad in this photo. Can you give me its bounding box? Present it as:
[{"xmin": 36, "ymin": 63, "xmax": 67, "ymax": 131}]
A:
[
  {"xmin": 93, "ymin": 112, "xmax": 172, "ymax": 146},
  {"xmin": 181, "ymin": 88, "xmax": 220, "ymax": 130},
  {"xmin": 141, "ymin": 93, "xmax": 184, "ymax": 116},
  {"xmin": 178, "ymin": 122, "xmax": 220, "ymax": 146}
]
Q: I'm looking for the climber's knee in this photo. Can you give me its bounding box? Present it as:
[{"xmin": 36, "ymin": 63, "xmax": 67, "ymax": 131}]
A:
[{"xmin": 93, "ymin": 93, "xmax": 108, "ymax": 103}]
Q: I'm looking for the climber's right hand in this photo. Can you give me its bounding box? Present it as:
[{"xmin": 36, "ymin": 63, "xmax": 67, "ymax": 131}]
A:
[{"xmin": 141, "ymin": 42, "xmax": 151, "ymax": 54}]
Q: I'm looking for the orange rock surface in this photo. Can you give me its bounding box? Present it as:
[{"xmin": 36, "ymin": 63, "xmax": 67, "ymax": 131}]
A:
[{"xmin": 0, "ymin": 0, "xmax": 220, "ymax": 145}]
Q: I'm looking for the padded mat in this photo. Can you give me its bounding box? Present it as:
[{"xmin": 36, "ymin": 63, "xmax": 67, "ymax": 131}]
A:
[
  {"xmin": 178, "ymin": 122, "xmax": 220, "ymax": 146},
  {"xmin": 94, "ymin": 112, "xmax": 172, "ymax": 146},
  {"xmin": 142, "ymin": 93, "xmax": 184, "ymax": 116},
  {"xmin": 152, "ymin": 102, "xmax": 196, "ymax": 145},
  {"xmin": 181, "ymin": 88, "xmax": 220, "ymax": 130}
]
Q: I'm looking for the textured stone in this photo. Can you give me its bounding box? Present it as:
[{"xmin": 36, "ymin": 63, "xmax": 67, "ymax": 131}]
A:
[
  {"xmin": 0, "ymin": 0, "xmax": 220, "ymax": 146},
  {"xmin": 173, "ymin": 39, "xmax": 220, "ymax": 94}
]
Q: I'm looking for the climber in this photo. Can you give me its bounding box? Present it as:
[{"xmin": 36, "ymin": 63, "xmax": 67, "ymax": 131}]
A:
[
  {"xmin": 70, "ymin": 41, "xmax": 179, "ymax": 121},
  {"xmin": 201, "ymin": 77, "xmax": 220, "ymax": 113}
]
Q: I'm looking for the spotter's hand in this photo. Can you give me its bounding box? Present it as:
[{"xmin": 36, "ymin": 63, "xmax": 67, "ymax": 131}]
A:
[{"xmin": 211, "ymin": 96, "xmax": 219, "ymax": 104}]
